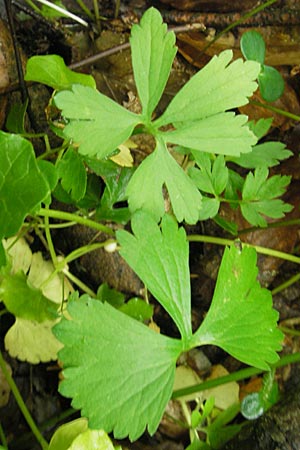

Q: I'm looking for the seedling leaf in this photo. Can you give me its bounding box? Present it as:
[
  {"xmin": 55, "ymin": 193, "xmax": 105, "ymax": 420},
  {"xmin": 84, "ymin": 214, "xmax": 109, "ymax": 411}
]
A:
[
  {"xmin": 25, "ymin": 54, "xmax": 96, "ymax": 90},
  {"xmin": 157, "ymin": 50, "xmax": 260, "ymax": 126},
  {"xmin": 258, "ymin": 65, "xmax": 285, "ymax": 102},
  {"xmin": 126, "ymin": 140, "xmax": 201, "ymax": 224},
  {"xmin": 0, "ymin": 132, "xmax": 50, "ymax": 239},
  {"xmin": 54, "ymin": 85, "xmax": 140, "ymax": 158},
  {"xmin": 162, "ymin": 113, "xmax": 257, "ymax": 156},
  {"xmin": 240, "ymin": 31, "xmax": 266, "ymax": 64},
  {"xmin": 241, "ymin": 167, "xmax": 292, "ymax": 226},
  {"xmin": 192, "ymin": 245, "xmax": 283, "ymax": 369},
  {"xmin": 130, "ymin": 7, "xmax": 176, "ymax": 120},
  {"xmin": 117, "ymin": 211, "xmax": 192, "ymax": 339},
  {"xmin": 54, "ymin": 297, "xmax": 183, "ymax": 441},
  {"xmin": 57, "ymin": 148, "xmax": 87, "ymax": 201}
]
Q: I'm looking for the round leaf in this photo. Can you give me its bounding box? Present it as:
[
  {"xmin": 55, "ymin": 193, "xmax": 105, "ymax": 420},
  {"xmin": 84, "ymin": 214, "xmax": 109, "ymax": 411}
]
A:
[
  {"xmin": 240, "ymin": 31, "xmax": 265, "ymax": 64},
  {"xmin": 258, "ymin": 65, "xmax": 285, "ymax": 102}
]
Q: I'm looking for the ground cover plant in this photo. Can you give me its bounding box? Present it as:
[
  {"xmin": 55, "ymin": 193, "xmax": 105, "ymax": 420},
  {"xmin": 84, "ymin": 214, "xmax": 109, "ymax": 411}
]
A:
[{"xmin": 1, "ymin": 4, "xmax": 300, "ymax": 449}]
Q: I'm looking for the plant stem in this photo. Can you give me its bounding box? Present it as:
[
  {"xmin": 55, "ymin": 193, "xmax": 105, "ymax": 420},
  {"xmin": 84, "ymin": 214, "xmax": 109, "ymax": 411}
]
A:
[
  {"xmin": 0, "ymin": 422, "xmax": 8, "ymax": 449},
  {"xmin": 0, "ymin": 350, "xmax": 49, "ymax": 450},
  {"xmin": 172, "ymin": 352, "xmax": 300, "ymax": 399},
  {"xmin": 272, "ymin": 272, "xmax": 300, "ymax": 295},
  {"xmin": 38, "ymin": 208, "xmax": 115, "ymax": 236},
  {"xmin": 250, "ymin": 100, "xmax": 300, "ymax": 122},
  {"xmin": 188, "ymin": 235, "xmax": 300, "ymax": 265},
  {"xmin": 44, "ymin": 206, "xmax": 58, "ymax": 266}
]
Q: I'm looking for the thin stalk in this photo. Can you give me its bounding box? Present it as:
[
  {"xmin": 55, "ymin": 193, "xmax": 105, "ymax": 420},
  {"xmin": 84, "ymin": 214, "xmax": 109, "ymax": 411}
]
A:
[
  {"xmin": 201, "ymin": 0, "xmax": 278, "ymax": 53},
  {"xmin": 74, "ymin": 0, "xmax": 94, "ymax": 21},
  {"xmin": 272, "ymin": 272, "xmax": 300, "ymax": 295},
  {"xmin": 188, "ymin": 235, "xmax": 300, "ymax": 265},
  {"xmin": 250, "ymin": 100, "xmax": 300, "ymax": 122},
  {"xmin": 172, "ymin": 352, "xmax": 300, "ymax": 399},
  {"xmin": 38, "ymin": 208, "xmax": 115, "ymax": 236},
  {"xmin": 0, "ymin": 422, "xmax": 8, "ymax": 449},
  {"xmin": 0, "ymin": 350, "xmax": 49, "ymax": 450},
  {"xmin": 34, "ymin": 0, "xmax": 89, "ymax": 26},
  {"xmin": 62, "ymin": 267, "xmax": 96, "ymax": 297},
  {"xmin": 44, "ymin": 206, "xmax": 58, "ymax": 266}
]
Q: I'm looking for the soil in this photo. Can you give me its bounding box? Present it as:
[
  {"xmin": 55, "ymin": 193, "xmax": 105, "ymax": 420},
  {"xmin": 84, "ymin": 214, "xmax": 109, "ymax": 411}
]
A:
[{"xmin": 0, "ymin": 0, "xmax": 300, "ymax": 449}]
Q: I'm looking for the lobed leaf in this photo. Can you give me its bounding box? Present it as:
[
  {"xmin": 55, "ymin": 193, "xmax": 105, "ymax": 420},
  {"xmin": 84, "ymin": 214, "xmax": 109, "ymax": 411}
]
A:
[
  {"xmin": 57, "ymin": 148, "xmax": 87, "ymax": 201},
  {"xmin": 230, "ymin": 142, "xmax": 292, "ymax": 169},
  {"xmin": 162, "ymin": 113, "xmax": 257, "ymax": 156},
  {"xmin": 54, "ymin": 85, "xmax": 140, "ymax": 158},
  {"xmin": 192, "ymin": 245, "xmax": 283, "ymax": 370},
  {"xmin": 130, "ymin": 7, "xmax": 176, "ymax": 121},
  {"xmin": 117, "ymin": 211, "xmax": 192, "ymax": 340},
  {"xmin": 54, "ymin": 297, "xmax": 183, "ymax": 441},
  {"xmin": 126, "ymin": 140, "xmax": 201, "ymax": 224},
  {"xmin": 156, "ymin": 50, "xmax": 260, "ymax": 126}
]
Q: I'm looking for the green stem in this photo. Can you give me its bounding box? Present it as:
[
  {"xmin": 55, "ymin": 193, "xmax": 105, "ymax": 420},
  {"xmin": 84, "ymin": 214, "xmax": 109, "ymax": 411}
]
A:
[
  {"xmin": 0, "ymin": 350, "xmax": 49, "ymax": 450},
  {"xmin": 74, "ymin": 0, "xmax": 94, "ymax": 20},
  {"xmin": 62, "ymin": 268, "xmax": 96, "ymax": 297},
  {"xmin": 172, "ymin": 352, "xmax": 300, "ymax": 399},
  {"xmin": 44, "ymin": 206, "xmax": 58, "ymax": 266},
  {"xmin": 250, "ymin": 100, "xmax": 300, "ymax": 122},
  {"xmin": 188, "ymin": 235, "xmax": 300, "ymax": 265},
  {"xmin": 38, "ymin": 208, "xmax": 115, "ymax": 236},
  {"xmin": 201, "ymin": 0, "xmax": 278, "ymax": 53},
  {"xmin": 0, "ymin": 422, "xmax": 8, "ymax": 449},
  {"xmin": 272, "ymin": 272, "xmax": 300, "ymax": 295}
]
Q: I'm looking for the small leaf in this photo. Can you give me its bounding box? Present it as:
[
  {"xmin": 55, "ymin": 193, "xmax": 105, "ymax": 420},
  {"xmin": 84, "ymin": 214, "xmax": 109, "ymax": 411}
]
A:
[
  {"xmin": 126, "ymin": 140, "xmax": 202, "ymax": 224},
  {"xmin": 97, "ymin": 283, "xmax": 125, "ymax": 308},
  {"xmin": 49, "ymin": 418, "xmax": 88, "ymax": 450},
  {"xmin": 54, "ymin": 296, "xmax": 183, "ymax": 441},
  {"xmin": 241, "ymin": 167, "xmax": 292, "ymax": 226},
  {"xmin": 69, "ymin": 428, "xmax": 115, "ymax": 450},
  {"xmin": 230, "ymin": 142, "xmax": 292, "ymax": 169},
  {"xmin": 248, "ymin": 118, "xmax": 273, "ymax": 139},
  {"xmin": 0, "ymin": 132, "xmax": 50, "ymax": 239},
  {"xmin": 258, "ymin": 65, "xmax": 285, "ymax": 102},
  {"xmin": 190, "ymin": 153, "xmax": 228, "ymax": 195},
  {"xmin": 130, "ymin": 7, "xmax": 176, "ymax": 120},
  {"xmin": 119, "ymin": 297, "xmax": 153, "ymax": 322},
  {"xmin": 117, "ymin": 211, "xmax": 192, "ymax": 340},
  {"xmin": 54, "ymin": 85, "xmax": 140, "ymax": 158},
  {"xmin": 6, "ymin": 101, "xmax": 27, "ymax": 133},
  {"xmin": 192, "ymin": 245, "xmax": 283, "ymax": 369},
  {"xmin": 25, "ymin": 54, "xmax": 96, "ymax": 90},
  {"xmin": 156, "ymin": 50, "xmax": 260, "ymax": 126},
  {"xmin": 57, "ymin": 148, "xmax": 87, "ymax": 201},
  {"xmin": 162, "ymin": 113, "xmax": 257, "ymax": 156},
  {"xmin": 240, "ymin": 31, "xmax": 266, "ymax": 64}
]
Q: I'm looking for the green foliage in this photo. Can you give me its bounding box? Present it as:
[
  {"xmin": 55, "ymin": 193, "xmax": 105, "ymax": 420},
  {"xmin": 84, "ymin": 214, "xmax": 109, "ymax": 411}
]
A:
[
  {"xmin": 0, "ymin": 132, "xmax": 50, "ymax": 240},
  {"xmin": 57, "ymin": 148, "xmax": 87, "ymax": 202},
  {"xmin": 240, "ymin": 30, "xmax": 284, "ymax": 102},
  {"xmin": 230, "ymin": 141, "xmax": 292, "ymax": 169},
  {"xmin": 25, "ymin": 54, "xmax": 96, "ymax": 90},
  {"xmin": 54, "ymin": 212, "xmax": 283, "ymax": 439}
]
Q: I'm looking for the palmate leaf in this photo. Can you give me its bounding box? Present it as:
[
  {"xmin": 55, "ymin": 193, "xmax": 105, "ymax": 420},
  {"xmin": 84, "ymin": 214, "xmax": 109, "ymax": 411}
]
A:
[
  {"xmin": 54, "ymin": 85, "xmax": 140, "ymax": 158},
  {"xmin": 230, "ymin": 142, "xmax": 292, "ymax": 169},
  {"xmin": 130, "ymin": 7, "xmax": 176, "ymax": 121},
  {"xmin": 162, "ymin": 112, "xmax": 257, "ymax": 156},
  {"xmin": 156, "ymin": 50, "xmax": 260, "ymax": 126},
  {"xmin": 117, "ymin": 211, "xmax": 192, "ymax": 340},
  {"xmin": 191, "ymin": 245, "xmax": 283, "ymax": 370},
  {"xmin": 0, "ymin": 132, "xmax": 50, "ymax": 239},
  {"xmin": 126, "ymin": 140, "xmax": 201, "ymax": 224},
  {"xmin": 54, "ymin": 297, "xmax": 183, "ymax": 441}
]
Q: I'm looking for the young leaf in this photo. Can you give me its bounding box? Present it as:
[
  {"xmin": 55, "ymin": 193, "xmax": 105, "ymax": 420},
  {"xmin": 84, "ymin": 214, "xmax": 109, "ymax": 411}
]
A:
[
  {"xmin": 241, "ymin": 167, "xmax": 292, "ymax": 227},
  {"xmin": 54, "ymin": 296, "xmax": 183, "ymax": 441},
  {"xmin": 54, "ymin": 85, "xmax": 140, "ymax": 158},
  {"xmin": 190, "ymin": 153, "xmax": 228, "ymax": 195},
  {"xmin": 156, "ymin": 50, "xmax": 260, "ymax": 126},
  {"xmin": 25, "ymin": 54, "xmax": 96, "ymax": 90},
  {"xmin": 230, "ymin": 142, "xmax": 292, "ymax": 169},
  {"xmin": 117, "ymin": 211, "xmax": 192, "ymax": 340},
  {"xmin": 258, "ymin": 65, "xmax": 285, "ymax": 102},
  {"xmin": 0, "ymin": 132, "xmax": 50, "ymax": 239},
  {"xmin": 57, "ymin": 148, "xmax": 87, "ymax": 201},
  {"xmin": 130, "ymin": 7, "xmax": 176, "ymax": 121},
  {"xmin": 162, "ymin": 113, "xmax": 257, "ymax": 156},
  {"xmin": 126, "ymin": 140, "xmax": 202, "ymax": 224},
  {"xmin": 248, "ymin": 117, "xmax": 273, "ymax": 139},
  {"xmin": 240, "ymin": 31, "xmax": 266, "ymax": 65},
  {"xmin": 192, "ymin": 245, "xmax": 283, "ymax": 370}
]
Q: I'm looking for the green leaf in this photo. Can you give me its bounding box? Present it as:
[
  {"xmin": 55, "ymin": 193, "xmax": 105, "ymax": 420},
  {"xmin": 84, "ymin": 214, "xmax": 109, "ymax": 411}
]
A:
[
  {"xmin": 54, "ymin": 296, "xmax": 183, "ymax": 441},
  {"xmin": 230, "ymin": 141, "xmax": 292, "ymax": 169},
  {"xmin": 156, "ymin": 50, "xmax": 260, "ymax": 126},
  {"xmin": 190, "ymin": 153, "xmax": 228, "ymax": 195},
  {"xmin": 240, "ymin": 31, "xmax": 266, "ymax": 64},
  {"xmin": 130, "ymin": 7, "xmax": 176, "ymax": 120},
  {"xmin": 57, "ymin": 148, "xmax": 87, "ymax": 201},
  {"xmin": 97, "ymin": 283, "xmax": 125, "ymax": 308},
  {"xmin": 117, "ymin": 211, "xmax": 192, "ymax": 340},
  {"xmin": 69, "ymin": 428, "xmax": 115, "ymax": 450},
  {"xmin": 258, "ymin": 65, "xmax": 285, "ymax": 102},
  {"xmin": 248, "ymin": 118, "xmax": 273, "ymax": 139},
  {"xmin": 0, "ymin": 132, "xmax": 50, "ymax": 239},
  {"xmin": 49, "ymin": 418, "xmax": 89, "ymax": 450},
  {"xmin": 119, "ymin": 297, "xmax": 153, "ymax": 322},
  {"xmin": 162, "ymin": 113, "xmax": 257, "ymax": 156},
  {"xmin": 241, "ymin": 167, "xmax": 292, "ymax": 226},
  {"xmin": 54, "ymin": 85, "xmax": 140, "ymax": 158},
  {"xmin": 192, "ymin": 245, "xmax": 283, "ymax": 369},
  {"xmin": 0, "ymin": 271, "xmax": 58, "ymax": 322},
  {"xmin": 198, "ymin": 197, "xmax": 220, "ymax": 220},
  {"xmin": 25, "ymin": 55, "xmax": 96, "ymax": 90},
  {"xmin": 6, "ymin": 100, "xmax": 27, "ymax": 133},
  {"xmin": 126, "ymin": 140, "xmax": 202, "ymax": 224}
]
